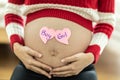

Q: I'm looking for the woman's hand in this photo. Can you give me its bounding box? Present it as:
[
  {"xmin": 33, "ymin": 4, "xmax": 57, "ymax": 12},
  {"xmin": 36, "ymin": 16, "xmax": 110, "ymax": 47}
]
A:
[
  {"xmin": 13, "ymin": 43, "xmax": 52, "ymax": 78},
  {"xmin": 51, "ymin": 52, "xmax": 94, "ymax": 77}
]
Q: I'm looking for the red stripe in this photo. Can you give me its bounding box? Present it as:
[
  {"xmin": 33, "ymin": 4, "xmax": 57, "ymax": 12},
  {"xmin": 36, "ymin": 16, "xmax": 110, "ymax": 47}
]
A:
[
  {"xmin": 8, "ymin": 0, "xmax": 24, "ymax": 5},
  {"xmin": 5, "ymin": 14, "xmax": 24, "ymax": 26},
  {"xmin": 94, "ymin": 23, "xmax": 114, "ymax": 38},
  {"xmin": 10, "ymin": 34, "xmax": 24, "ymax": 51},
  {"xmin": 25, "ymin": 0, "xmax": 97, "ymax": 9},
  {"xmin": 26, "ymin": 9, "xmax": 93, "ymax": 31},
  {"xmin": 85, "ymin": 45, "xmax": 101, "ymax": 64}
]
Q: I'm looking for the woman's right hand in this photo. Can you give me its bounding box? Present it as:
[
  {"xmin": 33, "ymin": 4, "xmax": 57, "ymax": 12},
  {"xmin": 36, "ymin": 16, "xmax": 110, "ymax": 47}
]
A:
[{"xmin": 13, "ymin": 43, "xmax": 52, "ymax": 78}]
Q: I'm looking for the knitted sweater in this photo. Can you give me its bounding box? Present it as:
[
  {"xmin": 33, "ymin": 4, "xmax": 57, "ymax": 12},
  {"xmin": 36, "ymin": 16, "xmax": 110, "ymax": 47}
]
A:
[{"xmin": 4, "ymin": 0, "xmax": 115, "ymax": 63}]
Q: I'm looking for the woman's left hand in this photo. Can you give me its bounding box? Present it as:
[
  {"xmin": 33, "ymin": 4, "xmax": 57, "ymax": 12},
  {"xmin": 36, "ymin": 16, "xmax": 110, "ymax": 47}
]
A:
[{"xmin": 51, "ymin": 52, "xmax": 94, "ymax": 77}]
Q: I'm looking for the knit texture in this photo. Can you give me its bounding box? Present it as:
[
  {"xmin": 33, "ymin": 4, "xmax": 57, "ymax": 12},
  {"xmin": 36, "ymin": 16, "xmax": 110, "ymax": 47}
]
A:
[{"xmin": 4, "ymin": 0, "xmax": 115, "ymax": 63}]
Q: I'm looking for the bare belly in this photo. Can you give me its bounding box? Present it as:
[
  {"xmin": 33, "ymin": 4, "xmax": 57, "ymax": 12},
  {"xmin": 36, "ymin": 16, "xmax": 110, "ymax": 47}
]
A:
[{"xmin": 24, "ymin": 17, "xmax": 92, "ymax": 68}]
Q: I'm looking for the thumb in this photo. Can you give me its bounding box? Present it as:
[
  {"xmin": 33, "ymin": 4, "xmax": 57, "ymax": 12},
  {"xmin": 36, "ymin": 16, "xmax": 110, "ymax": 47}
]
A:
[
  {"xmin": 61, "ymin": 53, "xmax": 81, "ymax": 64},
  {"xmin": 26, "ymin": 47, "xmax": 42, "ymax": 58}
]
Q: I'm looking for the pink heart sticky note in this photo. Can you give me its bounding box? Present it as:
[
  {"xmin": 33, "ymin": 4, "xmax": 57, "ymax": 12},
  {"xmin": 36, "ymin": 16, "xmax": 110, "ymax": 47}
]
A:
[
  {"xmin": 40, "ymin": 27, "xmax": 55, "ymax": 44},
  {"xmin": 55, "ymin": 28, "xmax": 71, "ymax": 44}
]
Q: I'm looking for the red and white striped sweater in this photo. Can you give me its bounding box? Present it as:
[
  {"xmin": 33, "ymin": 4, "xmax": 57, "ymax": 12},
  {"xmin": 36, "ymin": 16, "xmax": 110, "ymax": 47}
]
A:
[{"xmin": 4, "ymin": 0, "xmax": 115, "ymax": 63}]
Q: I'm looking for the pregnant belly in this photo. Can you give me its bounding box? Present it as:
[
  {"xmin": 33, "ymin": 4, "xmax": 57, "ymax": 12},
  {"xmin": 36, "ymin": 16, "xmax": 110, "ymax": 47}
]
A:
[{"xmin": 24, "ymin": 17, "xmax": 92, "ymax": 68}]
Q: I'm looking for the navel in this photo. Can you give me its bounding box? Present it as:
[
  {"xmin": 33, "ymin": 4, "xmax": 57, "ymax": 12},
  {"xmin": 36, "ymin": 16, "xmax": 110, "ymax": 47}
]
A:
[{"xmin": 49, "ymin": 49, "xmax": 59, "ymax": 56}]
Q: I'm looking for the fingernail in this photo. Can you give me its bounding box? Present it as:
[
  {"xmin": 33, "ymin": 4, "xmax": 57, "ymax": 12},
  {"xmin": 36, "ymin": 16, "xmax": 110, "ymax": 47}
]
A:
[
  {"xmin": 61, "ymin": 59, "xmax": 64, "ymax": 62},
  {"xmin": 48, "ymin": 76, "xmax": 52, "ymax": 79},
  {"xmin": 38, "ymin": 54, "xmax": 42, "ymax": 57}
]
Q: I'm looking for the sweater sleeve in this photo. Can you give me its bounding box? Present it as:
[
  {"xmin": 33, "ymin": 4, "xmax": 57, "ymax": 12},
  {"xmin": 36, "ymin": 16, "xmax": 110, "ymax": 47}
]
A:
[
  {"xmin": 4, "ymin": 0, "xmax": 25, "ymax": 50},
  {"xmin": 85, "ymin": 0, "xmax": 115, "ymax": 63}
]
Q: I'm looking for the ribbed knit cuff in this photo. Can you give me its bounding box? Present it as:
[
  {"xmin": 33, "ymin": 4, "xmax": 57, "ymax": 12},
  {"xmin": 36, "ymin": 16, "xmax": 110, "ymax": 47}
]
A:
[
  {"xmin": 94, "ymin": 23, "xmax": 113, "ymax": 38},
  {"xmin": 85, "ymin": 45, "xmax": 100, "ymax": 64},
  {"xmin": 5, "ymin": 14, "xmax": 24, "ymax": 26},
  {"xmin": 10, "ymin": 34, "xmax": 24, "ymax": 51}
]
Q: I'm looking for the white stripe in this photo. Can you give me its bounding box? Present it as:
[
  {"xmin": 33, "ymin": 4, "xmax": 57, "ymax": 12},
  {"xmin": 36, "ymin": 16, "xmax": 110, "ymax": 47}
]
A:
[
  {"xmin": 6, "ymin": 23, "xmax": 24, "ymax": 41},
  {"xmin": 5, "ymin": 3, "xmax": 24, "ymax": 17},
  {"xmin": 90, "ymin": 33, "xmax": 109, "ymax": 54},
  {"xmin": 22, "ymin": 4, "xmax": 99, "ymax": 22},
  {"xmin": 98, "ymin": 12, "xmax": 115, "ymax": 27}
]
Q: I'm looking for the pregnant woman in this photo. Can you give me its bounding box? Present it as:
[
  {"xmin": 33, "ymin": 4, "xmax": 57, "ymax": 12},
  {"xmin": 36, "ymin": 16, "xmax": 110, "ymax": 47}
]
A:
[{"xmin": 4, "ymin": 0, "xmax": 115, "ymax": 80}]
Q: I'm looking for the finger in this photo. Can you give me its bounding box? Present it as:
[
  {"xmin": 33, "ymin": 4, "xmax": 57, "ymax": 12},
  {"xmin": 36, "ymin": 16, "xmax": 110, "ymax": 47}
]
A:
[
  {"xmin": 52, "ymin": 65, "xmax": 71, "ymax": 72},
  {"xmin": 29, "ymin": 65, "xmax": 52, "ymax": 78},
  {"xmin": 61, "ymin": 53, "xmax": 81, "ymax": 64},
  {"xmin": 53, "ymin": 73, "xmax": 73, "ymax": 77},
  {"xmin": 26, "ymin": 47, "xmax": 42, "ymax": 58},
  {"xmin": 51, "ymin": 70, "xmax": 72, "ymax": 75},
  {"xmin": 31, "ymin": 59, "xmax": 52, "ymax": 72}
]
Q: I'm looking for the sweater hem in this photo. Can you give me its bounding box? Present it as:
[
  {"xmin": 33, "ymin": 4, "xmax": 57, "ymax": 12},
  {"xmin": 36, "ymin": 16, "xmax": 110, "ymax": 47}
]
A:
[{"xmin": 26, "ymin": 9, "xmax": 93, "ymax": 31}]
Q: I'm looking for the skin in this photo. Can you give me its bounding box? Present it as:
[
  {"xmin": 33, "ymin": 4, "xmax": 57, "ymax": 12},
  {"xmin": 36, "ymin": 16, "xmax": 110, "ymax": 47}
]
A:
[
  {"xmin": 13, "ymin": 43, "xmax": 52, "ymax": 78},
  {"xmin": 13, "ymin": 17, "xmax": 94, "ymax": 78},
  {"xmin": 51, "ymin": 52, "xmax": 94, "ymax": 77},
  {"xmin": 14, "ymin": 43, "xmax": 94, "ymax": 78}
]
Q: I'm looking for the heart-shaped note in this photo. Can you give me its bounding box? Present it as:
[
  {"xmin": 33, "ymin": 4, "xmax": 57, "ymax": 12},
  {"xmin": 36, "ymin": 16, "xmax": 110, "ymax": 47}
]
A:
[
  {"xmin": 55, "ymin": 28, "xmax": 71, "ymax": 44},
  {"xmin": 39, "ymin": 27, "xmax": 71, "ymax": 44},
  {"xmin": 40, "ymin": 27, "xmax": 55, "ymax": 44}
]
